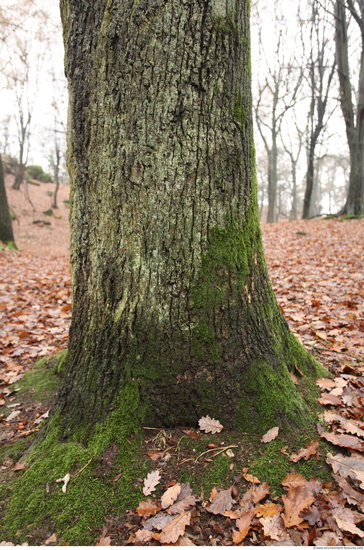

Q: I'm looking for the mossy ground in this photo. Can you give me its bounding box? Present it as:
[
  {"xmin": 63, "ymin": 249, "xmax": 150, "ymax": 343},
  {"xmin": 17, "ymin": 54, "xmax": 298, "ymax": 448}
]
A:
[{"xmin": 0, "ymin": 351, "xmax": 333, "ymax": 545}]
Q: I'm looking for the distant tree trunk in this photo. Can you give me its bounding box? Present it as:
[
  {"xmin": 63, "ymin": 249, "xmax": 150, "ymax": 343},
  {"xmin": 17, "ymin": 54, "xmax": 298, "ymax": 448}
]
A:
[
  {"xmin": 0, "ymin": 154, "xmax": 15, "ymax": 245},
  {"xmin": 335, "ymin": 0, "xmax": 364, "ymax": 214},
  {"xmin": 12, "ymin": 163, "xmax": 25, "ymax": 190},
  {"xmin": 53, "ymin": 0, "xmax": 324, "ymax": 439}
]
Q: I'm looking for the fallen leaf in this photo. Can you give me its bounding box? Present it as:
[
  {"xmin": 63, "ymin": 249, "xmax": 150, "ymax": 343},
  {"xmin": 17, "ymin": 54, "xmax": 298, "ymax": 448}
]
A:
[
  {"xmin": 174, "ymin": 535, "xmax": 196, "ymax": 546},
  {"xmin": 282, "ymin": 484, "xmax": 320, "ymax": 528},
  {"xmin": 254, "ymin": 502, "xmax": 282, "ymax": 518},
  {"xmin": 12, "ymin": 462, "xmax": 26, "ymax": 472},
  {"xmin": 316, "ymin": 378, "xmax": 336, "ymax": 389},
  {"xmin": 198, "ymin": 416, "xmax": 223, "ymax": 434},
  {"xmin": 231, "ymin": 511, "xmax": 254, "ymax": 544},
  {"xmin": 261, "ymin": 426, "xmax": 279, "ymax": 443},
  {"xmin": 147, "ymin": 450, "xmax": 164, "ymax": 461},
  {"xmin": 318, "ymin": 393, "xmax": 343, "ymax": 406},
  {"xmin": 161, "ymin": 483, "xmax": 181, "ymax": 509},
  {"xmin": 326, "ymin": 453, "xmax": 364, "ymax": 489},
  {"xmin": 289, "ymin": 441, "xmax": 318, "ymax": 462},
  {"xmin": 55, "ymin": 473, "xmax": 70, "ymax": 494},
  {"xmin": 259, "ymin": 513, "xmax": 284, "ymax": 541},
  {"xmin": 333, "ymin": 473, "xmax": 364, "ymax": 511},
  {"xmin": 320, "ymin": 431, "xmax": 364, "ymax": 452},
  {"xmin": 6, "ymin": 410, "xmax": 20, "ymax": 422},
  {"xmin": 144, "ymin": 512, "xmax": 174, "ymax": 531},
  {"xmin": 244, "ymin": 473, "xmax": 260, "ymax": 484},
  {"xmin": 136, "ymin": 499, "xmax": 162, "ymax": 519},
  {"xmin": 331, "ymin": 503, "xmax": 364, "ymax": 537},
  {"xmin": 134, "ymin": 529, "xmax": 154, "ymax": 544},
  {"xmin": 281, "ymin": 473, "xmax": 307, "ymax": 489},
  {"xmin": 181, "ymin": 430, "xmax": 200, "ymax": 440},
  {"xmin": 313, "ymin": 531, "xmax": 341, "ymax": 546},
  {"xmin": 44, "ymin": 533, "xmax": 57, "ymax": 545},
  {"xmin": 207, "ymin": 488, "xmax": 236, "ymax": 515},
  {"xmin": 159, "ymin": 511, "xmax": 191, "ymax": 544},
  {"xmin": 168, "ymin": 483, "xmax": 197, "ymax": 514},
  {"xmin": 142, "ymin": 470, "xmax": 161, "ymax": 496},
  {"xmin": 242, "ymin": 482, "xmax": 270, "ymax": 506}
]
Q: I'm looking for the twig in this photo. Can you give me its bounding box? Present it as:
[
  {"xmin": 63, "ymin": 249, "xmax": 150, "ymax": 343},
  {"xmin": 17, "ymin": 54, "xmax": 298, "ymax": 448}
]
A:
[
  {"xmin": 73, "ymin": 457, "xmax": 94, "ymax": 480},
  {"xmin": 196, "ymin": 445, "xmax": 238, "ymax": 463}
]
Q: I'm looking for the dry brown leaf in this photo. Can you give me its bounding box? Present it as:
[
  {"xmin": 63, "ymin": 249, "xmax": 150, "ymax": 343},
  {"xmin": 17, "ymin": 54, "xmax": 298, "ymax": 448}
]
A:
[
  {"xmin": 261, "ymin": 426, "xmax": 279, "ymax": 443},
  {"xmin": 289, "ymin": 440, "xmax": 318, "ymax": 463},
  {"xmin": 254, "ymin": 502, "xmax": 282, "ymax": 518},
  {"xmin": 96, "ymin": 536, "xmax": 111, "ymax": 546},
  {"xmin": 331, "ymin": 503, "xmax": 364, "ymax": 537},
  {"xmin": 333, "ymin": 473, "xmax": 364, "ymax": 511},
  {"xmin": 12, "ymin": 462, "xmax": 26, "ymax": 472},
  {"xmin": 318, "ymin": 393, "xmax": 343, "ymax": 406},
  {"xmin": 282, "ymin": 486, "xmax": 317, "ymax": 528},
  {"xmin": 242, "ymin": 482, "xmax": 270, "ymax": 505},
  {"xmin": 243, "ymin": 473, "xmax": 260, "ymax": 484},
  {"xmin": 142, "ymin": 470, "xmax": 161, "ymax": 496},
  {"xmin": 161, "ymin": 483, "xmax": 181, "ymax": 509},
  {"xmin": 144, "ymin": 512, "xmax": 174, "ymax": 531},
  {"xmin": 198, "ymin": 415, "xmax": 223, "ymax": 434},
  {"xmin": 313, "ymin": 531, "xmax": 341, "ymax": 546},
  {"xmin": 181, "ymin": 429, "xmax": 200, "ymax": 440},
  {"xmin": 259, "ymin": 513, "xmax": 284, "ymax": 541},
  {"xmin": 134, "ymin": 529, "xmax": 154, "ymax": 544},
  {"xmin": 281, "ymin": 473, "xmax": 308, "ymax": 489},
  {"xmin": 168, "ymin": 483, "xmax": 197, "ymax": 514},
  {"xmin": 136, "ymin": 499, "xmax": 162, "ymax": 518},
  {"xmin": 316, "ymin": 378, "xmax": 336, "ymax": 389},
  {"xmin": 231, "ymin": 511, "xmax": 254, "ymax": 544},
  {"xmin": 44, "ymin": 534, "xmax": 57, "ymax": 545},
  {"xmin": 174, "ymin": 535, "xmax": 196, "ymax": 546},
  {"xmin": 159, "ymin": 511, "xmax": 191, "ymax": 544},
  {"xmin": 208, "ymin": 488, "xmax": 236, "ymax": 515},
  {"xmin": 147, "ymin": 450, "xmax": 164, "ymax": 461},
  {"xmin": 320, "ymin": 431, "xmax": 364, "ymax": 452}
]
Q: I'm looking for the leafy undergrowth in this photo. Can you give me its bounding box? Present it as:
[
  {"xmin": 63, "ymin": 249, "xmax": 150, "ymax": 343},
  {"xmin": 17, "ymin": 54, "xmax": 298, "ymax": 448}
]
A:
[{"xmin": 1, "ymin": 217, "xmax": 364, "ymax": 545}]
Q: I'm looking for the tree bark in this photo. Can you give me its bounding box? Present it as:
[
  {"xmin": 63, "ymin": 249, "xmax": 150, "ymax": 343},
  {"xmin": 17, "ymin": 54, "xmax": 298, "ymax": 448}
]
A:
[
  {"xmin": 54, "ymin": 0, "xmax": 323, "ymax": 439},
  {"xmin": 335, "ymin": 0, "xmax": 364, "ymax": 215},
  {"xmin": 0, "ymin": 154, "xmax": 16, "ymax": 245}
]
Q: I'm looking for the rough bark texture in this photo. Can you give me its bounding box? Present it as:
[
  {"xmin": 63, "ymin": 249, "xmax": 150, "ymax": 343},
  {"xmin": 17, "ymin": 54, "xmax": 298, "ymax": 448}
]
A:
[
  {"xmin": 55, "ymin": 0, "xmax": 323, "ymax": 438},
  {"xmin": 0, "ymin": 154, "xmax": 15, "ymax": 245},
  {"xmin": 335, "ymin": 0, "xmax": 364, "ymax": 215}
]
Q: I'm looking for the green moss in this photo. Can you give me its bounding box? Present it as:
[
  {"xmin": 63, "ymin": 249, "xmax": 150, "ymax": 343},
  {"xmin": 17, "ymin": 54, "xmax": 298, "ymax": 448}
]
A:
[
  {"xmin": 249, "ymin": 437, "xmax": 333, "ymax": 496},
  {"xmin": 14, "ymin": 351, "xmax": 67, "ymax": 402},
  {"xmin": 2, "ymin": 383, "xmax": 149, "ymax": 545},
  {"xmin": 233, "ymin": 90, "xmax": 247, "ymax": 126},
  {"xmin": 0, "ymin": 437, "xmax": 34, "ymax": 464}
]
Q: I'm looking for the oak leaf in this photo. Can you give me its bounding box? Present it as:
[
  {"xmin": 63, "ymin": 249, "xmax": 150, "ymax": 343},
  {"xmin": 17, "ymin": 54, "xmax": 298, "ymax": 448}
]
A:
[
  {"xmin": 231, "ymin": 511, "xmax": 254, "ymax": 544},
  {"xmin": 282, "ymin": 486, "xmax": 317, "ymax": 528},
  {"xmin": 142, "ymin": 470, "xmax": 161, "ymax": 496},
  {"xmin": 313, "ymin": 531, "xmax": 341, "ymax": 546},
  {"xmin": 331, "ymin": 503, "xmax": 364, "ymax": 537},
  {"xmin": 254, "ymin": 502, "xmax": 282, "ymax": 518},
  {"xmin": 198, "ymin": 416, "xmax": 223, "ymax": 434},
  {"xmin": 134, "ymin": 529, "xmax": 154, "ymax": 544},
  {"xmin": 168, "ymin": 483, "xmax": 197, "ymax": 514},
  {"xmin": 281, "ymin": 473, "xmax": 308, "ymax": 489},
  {"xmin": 289, "ymin": 440, "xmax": 318, "ymax": 462},
  {"xmin": 243, "ymin": 473, "xmax": 260, "ymax": 484},
  {"xmin": 44, "ymin": 534, "xmax": 57, "ymax": 545},
  {"xmin": 136, "ymin": 499, "xmax": 162, "ymax": 518},
  {"xmin": 207, "ymin": 488, "xmax": 236, "ymax": 515},
  {"xmin": 317, "ymin": 393, "xmax": 342, "ymax": 406},
  {"xmin": 159, "ymin": 511, "xmax": 191, "ymax": 544},
  {"xmin": 144, "ymin": 512, "xmax": 174, "ymax": 531},
  {"xmin": 181, "ymin": 429, "xmax": 200, "ymax": 440},
  {"xmin": 259, "ymin": 513, "xmax": 284, "ymax": 541},
  {"xmin": 161, "ymin": 483, "xmax": 181, "ymax": 509},
  {"xmin": 320, "ymin": 431, "xmax": 364, "ymax": 452},
  {"xmin": 261, "ymin": 426, "xmax": 279, "ymax": 443},
  {"xmin": 242, "ymin": 482, "xmax": 270, "ymax": 505}
]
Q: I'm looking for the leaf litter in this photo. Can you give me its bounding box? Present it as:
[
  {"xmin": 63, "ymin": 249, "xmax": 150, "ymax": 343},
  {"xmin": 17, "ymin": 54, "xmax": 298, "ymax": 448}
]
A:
[{"xmin": 2, "ymin": 217, "xmax": 364, "ymax": 544}]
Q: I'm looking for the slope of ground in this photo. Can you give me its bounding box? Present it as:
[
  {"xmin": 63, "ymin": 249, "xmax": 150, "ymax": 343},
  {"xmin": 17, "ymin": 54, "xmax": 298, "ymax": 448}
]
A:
[{"xmin": 0, "ymin": 176, "xmax": 364, "ymax": 545}]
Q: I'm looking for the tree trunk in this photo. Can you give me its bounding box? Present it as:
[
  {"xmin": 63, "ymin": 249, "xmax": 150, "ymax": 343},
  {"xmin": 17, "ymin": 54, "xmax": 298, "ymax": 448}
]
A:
[
  {"xmin": 0, "ymin": 154, "xmax": 16, "ymax": 245},
  {"xmin": 12, "ymin": 163, "xmax": 25, "ymax": 190},
  {"xmin": 335, "ymin": 0, "xmax": 364, "ymax": 215},
  {"xmin": 54, "ymin": 0, "xmax": 323, "ymax": 439}
]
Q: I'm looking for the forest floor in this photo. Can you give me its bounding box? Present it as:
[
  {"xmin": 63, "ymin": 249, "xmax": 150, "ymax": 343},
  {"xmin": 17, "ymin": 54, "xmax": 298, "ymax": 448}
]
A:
[{"xmin": 1, "ymin": 177, "xmax": 364, "ymax": 546}]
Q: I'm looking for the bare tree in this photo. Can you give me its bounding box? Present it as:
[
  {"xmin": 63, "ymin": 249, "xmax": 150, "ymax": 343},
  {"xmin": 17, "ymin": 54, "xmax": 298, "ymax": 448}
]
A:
[
  {"xmin": 254, "ymin": 9, "xmax": 303, "ymax": 223},
  {"xmin": 302, "ymin": 0, "xmax": 337, "ymax": 219},
  {"xmin": 335, "ymin": 0, "xmax": 364, "ymax": 214}
]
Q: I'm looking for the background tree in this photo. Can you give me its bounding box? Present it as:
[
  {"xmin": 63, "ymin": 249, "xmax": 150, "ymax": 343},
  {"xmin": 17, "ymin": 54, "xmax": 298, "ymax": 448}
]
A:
[
  {"xmin": 254, "ymin": 6, "xmax": 303, "ymax": 223},
  {"xmin": 335, "ymin": 0, "xmax": 364, "ymax": 214},
  {"xmin": 51, "ymin": 0, "xmax": 324, "ymax": 440},
  {"xmin": 302, "ymin": 0, "xmax": 336, "ymax": 219},
  {"xmin": 0, "ymin": 153, "xmax": 15, "ymax": 245}
]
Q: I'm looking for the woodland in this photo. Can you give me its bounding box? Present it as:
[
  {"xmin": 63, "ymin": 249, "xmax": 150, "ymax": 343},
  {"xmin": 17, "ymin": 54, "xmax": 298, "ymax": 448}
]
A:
[{"xmin": 0, "ymin": 0, "xmax": 364, "ymax": 547}]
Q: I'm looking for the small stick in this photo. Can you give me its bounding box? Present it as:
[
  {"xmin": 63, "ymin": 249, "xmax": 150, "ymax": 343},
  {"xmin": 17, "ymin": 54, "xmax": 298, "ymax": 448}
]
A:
[
  {"xmin": 196, "ymin": 445, "xmax": 238, "ymax": 462},
  {"xmin": 73, "ymin": 457, "xmax": 94, "ymax": 479}
]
